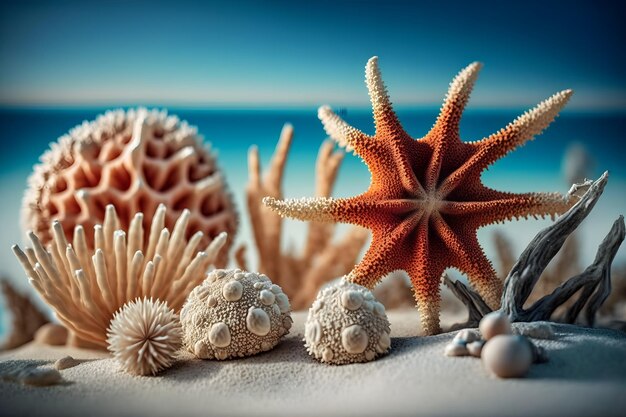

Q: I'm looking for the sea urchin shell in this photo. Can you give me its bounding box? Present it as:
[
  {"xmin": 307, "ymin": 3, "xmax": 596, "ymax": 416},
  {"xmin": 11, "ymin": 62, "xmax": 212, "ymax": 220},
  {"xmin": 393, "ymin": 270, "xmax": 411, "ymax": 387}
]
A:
[
  {"xmin": 22, "ymin": 107, "xmax": 238, "ymax": 266},
  {"xmin": 304, "ymin": 279, "xmax": 391, "ymax": 365},
  {"xmin": 180, "ymin": 269, "xmax": 292, "ymax": 360},
  {"xmin": 107, "ymin": 298, "xmax": 182, "ymax": 376}
]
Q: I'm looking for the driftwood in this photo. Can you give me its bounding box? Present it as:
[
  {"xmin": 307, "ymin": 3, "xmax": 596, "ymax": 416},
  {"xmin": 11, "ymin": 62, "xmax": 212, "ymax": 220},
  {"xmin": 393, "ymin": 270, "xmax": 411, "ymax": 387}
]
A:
[
  {"xmin": 237, "ymin": 124, "xmax": 368, "ymax": 310},
  {"xmin": 0, "ymin": 279, "xmax": 49, "ymax": 350},
  {"xmin": 445, "ymin": 172, "xmax": 625, "ymax": 329}
]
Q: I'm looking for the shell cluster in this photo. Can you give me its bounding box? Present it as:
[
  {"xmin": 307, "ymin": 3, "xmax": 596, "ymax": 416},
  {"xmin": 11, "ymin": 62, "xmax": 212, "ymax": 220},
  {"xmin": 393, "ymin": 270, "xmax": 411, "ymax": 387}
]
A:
[
  {"xmin": 181, "ymin": 269, "xmax": 292, "ymax": 360},
  {"xmin": 107, "ymin": 298, "xmax": 182, "ymax": 376},
  {"xmin": 304, "ymin": 279, "xmax": 391, "ymax": 365},
  {"xmin": 444, "ymin": 311, "xmax": 548, "ymax": 378},
  {"xmin": 22, "ymin": 107, "xmax": 238, "ymax": 267}
]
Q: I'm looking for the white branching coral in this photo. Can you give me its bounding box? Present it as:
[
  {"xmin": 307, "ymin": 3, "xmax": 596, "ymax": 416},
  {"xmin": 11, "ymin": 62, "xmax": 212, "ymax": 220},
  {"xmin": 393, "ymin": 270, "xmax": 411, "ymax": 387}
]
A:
[
  {"xmin": 181, "ymin": 269, "xmax": 292, "ymax": 360},
  {"xmin": 107, "ymin": 298, "xmax": 182, "ymax": 376},
  {"xmin": 12, "ymin": 204, "xmax": 227, "ymax": 349},
  {"xmin": 304, "ymin": 279, "xmax": 391, "ymax": 365},
  {"xmin": 22, "ymin": 107, "xmax": 238, "ymax": 267}
]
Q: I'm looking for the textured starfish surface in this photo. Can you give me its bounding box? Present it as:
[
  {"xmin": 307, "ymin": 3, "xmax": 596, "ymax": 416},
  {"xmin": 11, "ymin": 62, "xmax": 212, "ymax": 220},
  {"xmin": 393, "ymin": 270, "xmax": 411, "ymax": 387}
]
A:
[{"xmin": 264, "ymin": 57, "xmax": 575, "ymax": 335}]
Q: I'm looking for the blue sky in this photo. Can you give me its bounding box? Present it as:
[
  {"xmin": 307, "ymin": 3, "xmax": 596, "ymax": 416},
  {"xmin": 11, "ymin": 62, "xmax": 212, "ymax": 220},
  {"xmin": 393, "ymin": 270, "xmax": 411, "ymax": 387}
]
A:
[{"xmin": 0, "ymin": 0, "xmax": 624, "ymax": 109}]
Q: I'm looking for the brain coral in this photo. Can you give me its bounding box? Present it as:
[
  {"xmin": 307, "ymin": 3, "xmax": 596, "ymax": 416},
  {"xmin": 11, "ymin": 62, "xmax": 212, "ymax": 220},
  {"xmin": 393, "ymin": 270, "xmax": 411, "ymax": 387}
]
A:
[
  {"xmin": 22, "ymin": 108, "xmax": 237, "ymax": 266},
  {"xmin": 304, "ymin": 279, "xmax": 391, "ymax": 365},
  {"xmin": 181, "ymin": 269, "xmax": 292, "ymax": 360}
]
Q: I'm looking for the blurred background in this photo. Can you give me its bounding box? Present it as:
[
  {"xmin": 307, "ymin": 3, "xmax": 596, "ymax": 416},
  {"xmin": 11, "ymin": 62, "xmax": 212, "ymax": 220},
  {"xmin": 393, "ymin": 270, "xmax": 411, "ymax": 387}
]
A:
[{"xmin": 0, "ymin": 0, "xmax": 624, "ymax": 339}]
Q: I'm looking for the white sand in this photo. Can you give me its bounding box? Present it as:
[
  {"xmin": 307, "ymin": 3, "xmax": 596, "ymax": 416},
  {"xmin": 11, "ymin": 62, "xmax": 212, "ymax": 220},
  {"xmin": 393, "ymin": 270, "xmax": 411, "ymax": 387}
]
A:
[{"xmin": 1, "ymin": 311, "xmax": 625, "ymax": 417}]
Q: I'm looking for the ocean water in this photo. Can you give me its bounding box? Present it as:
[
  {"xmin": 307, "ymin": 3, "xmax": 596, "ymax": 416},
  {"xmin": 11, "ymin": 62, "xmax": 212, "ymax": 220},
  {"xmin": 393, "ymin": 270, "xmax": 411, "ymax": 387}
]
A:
[{"xmin": 0, "ymin": 107, "xmax": 624, "ymax": 338}]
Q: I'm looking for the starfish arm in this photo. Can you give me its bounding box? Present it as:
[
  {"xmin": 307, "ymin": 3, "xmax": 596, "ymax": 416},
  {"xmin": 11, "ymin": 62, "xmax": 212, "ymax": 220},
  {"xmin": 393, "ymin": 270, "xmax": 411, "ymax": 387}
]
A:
[
  {"xmin": 440, "ymin": 191, "xmax": 573, "ymax": 223},
  {"xmin": 437, "ymin": 90, "xmax": 573, "ymax": 197},
  {"xmin": 432, "ymin": 214, "xmax": 502, "ymax": 309},
  {"xmin": 318, "ymin": 105, "xmax": 373, "ymax": 155},
  {"xmin": 263, "ymin": 196, "xmax": 339, "ymax": 223},
  {"xmin": 424, "ymin": 62, "xmax": 482, "ymax": 190},
  {"xmin": 365, "ymin": 56, "xmax": 408, "ymax": 137},
  {"xmin": 429, "ymin": 62, "xmax": 482, "ymax": 137},
  {"xmin": 406, "ymin": 220, "xmax": 444, "ymax": 335}
]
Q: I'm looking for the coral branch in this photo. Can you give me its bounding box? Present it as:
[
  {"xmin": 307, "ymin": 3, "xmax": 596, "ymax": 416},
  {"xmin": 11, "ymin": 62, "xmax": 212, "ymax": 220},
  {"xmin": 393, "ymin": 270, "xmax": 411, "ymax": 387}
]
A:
[{"xmin": 240, "ymin": 125, "xmax": 368, "ymax": 310}]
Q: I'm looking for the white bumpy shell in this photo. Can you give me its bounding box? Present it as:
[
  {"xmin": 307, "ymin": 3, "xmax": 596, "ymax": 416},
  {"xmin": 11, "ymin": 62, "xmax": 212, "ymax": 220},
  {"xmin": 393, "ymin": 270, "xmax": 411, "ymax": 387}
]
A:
[
  {"xmin": 181, "ymin": 269, "xmax": 292, "ymax": 360},
  {"xmin": 304, "ymin": 278, "xmax": 391, "ymax": 365}
]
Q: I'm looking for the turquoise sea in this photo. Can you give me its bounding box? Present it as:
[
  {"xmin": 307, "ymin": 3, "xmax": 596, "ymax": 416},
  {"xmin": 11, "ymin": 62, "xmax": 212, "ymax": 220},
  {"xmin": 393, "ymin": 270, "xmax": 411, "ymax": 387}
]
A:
[{"xmin": 0, "ymin": 107, "xmax": 624, "ymax": 338}]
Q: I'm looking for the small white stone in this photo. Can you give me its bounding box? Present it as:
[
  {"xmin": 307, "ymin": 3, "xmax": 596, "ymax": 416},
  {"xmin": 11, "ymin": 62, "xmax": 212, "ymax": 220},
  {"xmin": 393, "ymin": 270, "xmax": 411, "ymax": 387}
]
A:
[
  {"xmin": 259, "ymin": 290, "xmax": 276, "ymax": 305},
  {"xmin": 453, "ymin": 329, "xmax": 480, "ymax": 344},
  {"xmin": 467, "ymin": 340, "xmax": 485, "ymax": 357},
  {"xmin": 341, "ymin": 325, "xmax": 369, "ymax": 354},
  {"xmin": 322, "ymin": 347, "xmax": 334, "ymax": 362},
  {"xmin": 54, "ymin": 356, "xmax": 79, "ymax": 370},
  {"xmin": 246, "ymin": 308, "xmax": 271, "ymax": 336},
  {"xmin": 479, "ymin": 311, "xmax": 512, "ymax": 340},
  {"xmin": 482, "ymin": 335, "xmax": 533, "ymax": 378},
  {"xmin": 341, "ymin": 290, "xmax": 364, "ymax": 310},
  {"xmin": 209, "ymin": 322, "xmax": 231, "ymax": 348},
  {"xmin": 270, "ymin": 284, "xmax": 282, "ymax": 294},
  {"xmin": 444, "ymin": 341, "xmax": 469, "ymax": 357}
]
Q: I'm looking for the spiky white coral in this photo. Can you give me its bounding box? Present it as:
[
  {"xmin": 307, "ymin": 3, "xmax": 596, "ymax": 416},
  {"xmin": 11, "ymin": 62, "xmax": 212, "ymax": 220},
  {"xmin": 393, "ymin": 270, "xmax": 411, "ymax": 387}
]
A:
[
  {"xmin": 304, "ymin": 279, "xmax": 391, "ymax": 365},
  {"xmin": 180, "ymin": 269, "xmax": 292, "ymax": 360},
  {"xmin": 22, "ymin": 107, "xmax": 238, "ymax": 267},
  {"xmin": 107, "ymin": 298, "xmax": 182, "ymax": 376},
  {"xmin": 13, "ymin": 204, "xmax": 226, "ymax": 348}
]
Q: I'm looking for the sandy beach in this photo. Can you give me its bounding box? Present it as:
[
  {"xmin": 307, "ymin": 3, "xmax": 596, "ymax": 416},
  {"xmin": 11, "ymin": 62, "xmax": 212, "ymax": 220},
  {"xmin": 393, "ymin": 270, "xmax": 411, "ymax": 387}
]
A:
[{"xmin": 1, "ymin": 311, "xmax": 625, "ymax": 417}]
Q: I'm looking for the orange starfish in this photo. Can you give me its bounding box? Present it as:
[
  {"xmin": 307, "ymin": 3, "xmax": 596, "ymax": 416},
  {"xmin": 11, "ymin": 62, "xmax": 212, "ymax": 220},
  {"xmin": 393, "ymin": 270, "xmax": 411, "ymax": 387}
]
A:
[{"xmin": 264, "ymin": 57, "xmax": 575, "ymax": 335}]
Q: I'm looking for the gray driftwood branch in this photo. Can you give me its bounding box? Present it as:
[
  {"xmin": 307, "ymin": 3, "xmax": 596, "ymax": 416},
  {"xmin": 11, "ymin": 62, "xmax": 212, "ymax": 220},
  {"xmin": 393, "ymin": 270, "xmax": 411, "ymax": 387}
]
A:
[{"xmin": 446, "ymin": 171, "xmax": 625, "ymax": 329}]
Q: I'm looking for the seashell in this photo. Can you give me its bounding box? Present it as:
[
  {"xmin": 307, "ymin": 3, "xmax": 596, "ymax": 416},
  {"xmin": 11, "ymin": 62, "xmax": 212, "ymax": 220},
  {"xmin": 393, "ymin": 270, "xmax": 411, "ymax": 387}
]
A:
[
  {"xmin": 453, "ymin": 328, "xmax": 480, "ymax": 344},
  {"xmin": 22, "ymin": 108, "xmax": 238, "ymax": 268},
  {"xmin": 107, "ymin": 298, "xmax": 182, "ymax": 376},
  {"xmin": 444, "ymin": 341, "xmax": 469, "ymax": 357},
  {"xmin": 304, "ymin": 278, "xmax": 391, "ymax": 365},
  {"xmin": 180, "ymin": 269, "xmax": 291, "ymax": 360},
  {"xmin": 479, "ymin": 311, "xmax": 512, "ymax": 340},
  {"xmin": 481, "ymin": 335, "xmax": 533, "ymax": 378},
  {"xmin": 467, "ymin": 340, "xmax": 485, "ymax": 358}
]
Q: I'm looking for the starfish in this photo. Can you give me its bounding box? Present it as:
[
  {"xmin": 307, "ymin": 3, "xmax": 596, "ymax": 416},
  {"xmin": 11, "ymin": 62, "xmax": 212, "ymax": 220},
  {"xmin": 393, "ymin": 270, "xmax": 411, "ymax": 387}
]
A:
[{"xmin": 264, "ymin": 57, "xmax": 575, "ymax": 335}]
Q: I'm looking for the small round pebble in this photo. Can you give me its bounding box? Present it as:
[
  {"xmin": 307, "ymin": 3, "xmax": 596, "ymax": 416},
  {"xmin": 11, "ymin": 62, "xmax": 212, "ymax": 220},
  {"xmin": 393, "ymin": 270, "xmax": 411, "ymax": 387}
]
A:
[
  {"xmin": 444, "ymin": 341, "xmax": 469, "ymax": 357},
  {"xmin": 466, "ymin": 340, "xmax": 485, "ymax": 358},
  {"xmin": 54, "ymin": 356, "xmax": 80, "ymax": 370},
  {"xmin": 482, "ymin": 335, "xmax": 533, "ymax": 378},
  {"xmin": 479, "ymin": 311, "xmax": 512, "ymax": 340}
]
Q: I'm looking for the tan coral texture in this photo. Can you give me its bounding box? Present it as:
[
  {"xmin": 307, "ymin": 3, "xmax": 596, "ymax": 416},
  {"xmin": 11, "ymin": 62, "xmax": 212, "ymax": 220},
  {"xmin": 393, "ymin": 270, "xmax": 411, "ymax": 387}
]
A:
[
  {"xmin": 12, "ymin": 204, "xmax": 227, "ymax": 349},
  {"xmin": 238, "ymin": 123, "xmax": 368, "ymax": 309},
  {"xmin": 180, "ymin": 269, "xmax": 292, "ymax": 360},
  {"xmin": 304, "ymin": 279, "xmax": 391, "ymax": 365},
  {"xmin": 22, "ymin": 107, "xmax": 237, "ymax": 267},
  {"xmin": 107, "ymin": 297, "xmax": 182, "ymax": 376}
]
